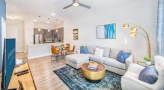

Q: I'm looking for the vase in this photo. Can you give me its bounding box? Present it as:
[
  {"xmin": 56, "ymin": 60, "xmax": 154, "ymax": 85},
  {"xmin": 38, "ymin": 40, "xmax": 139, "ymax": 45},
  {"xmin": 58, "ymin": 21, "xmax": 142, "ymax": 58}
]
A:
[{"xmin": 145, "ymin": 61, "xmax": 151, "ymax": 65}]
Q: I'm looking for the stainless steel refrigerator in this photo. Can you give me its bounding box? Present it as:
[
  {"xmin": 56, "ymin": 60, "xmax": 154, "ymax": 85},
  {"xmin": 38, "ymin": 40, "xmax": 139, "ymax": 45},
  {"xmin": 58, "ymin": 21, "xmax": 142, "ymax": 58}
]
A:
[{"xmin": 34, "ymin": 34, "xmax": 44, "ymax": 44}]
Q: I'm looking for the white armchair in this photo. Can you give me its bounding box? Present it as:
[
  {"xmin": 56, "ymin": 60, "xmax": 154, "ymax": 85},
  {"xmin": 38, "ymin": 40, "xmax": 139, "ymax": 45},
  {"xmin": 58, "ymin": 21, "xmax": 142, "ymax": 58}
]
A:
[
  {"xmin": 125, "ymin": 55, "xmax": 134, "ymax": 70},
  {"xmin": 121, "ymin": 55, "xmax": 164, "ymax": 90}
]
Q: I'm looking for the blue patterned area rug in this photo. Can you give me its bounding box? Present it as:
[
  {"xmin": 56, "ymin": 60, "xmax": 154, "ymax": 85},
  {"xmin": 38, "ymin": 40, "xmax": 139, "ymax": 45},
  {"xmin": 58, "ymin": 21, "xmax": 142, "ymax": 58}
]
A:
[{"xmin": 54, "ymin": 65, "xmax": 122, "ymax": 90}]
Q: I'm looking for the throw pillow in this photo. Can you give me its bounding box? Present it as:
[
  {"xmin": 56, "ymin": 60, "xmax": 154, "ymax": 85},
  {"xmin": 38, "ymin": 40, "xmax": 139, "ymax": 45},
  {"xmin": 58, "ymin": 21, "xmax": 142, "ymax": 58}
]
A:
[
  {"xmin": 94, "ymin": 48, "xmax": 104, "ymax": 57},
  {"xmin": 80, "ymin": 46, "xmax": 89, "ymax": 54},
  {"xmin": 87, "ymin": 46, "xmax": 96, "ymax": 54},
  {"xmin": 139, "ymin": 66, "xmax": 158, "ymax": 84},
  {"xmin": 116, "ymin": 50, "xmax": 131, "ymax": 63},
  {"xmin": 96, "ymin": 46, "xmax": 110, "ymax": 57},
  {"xmin": 110, "ymin": 48, "xmax": 131, "ymax": 59}
]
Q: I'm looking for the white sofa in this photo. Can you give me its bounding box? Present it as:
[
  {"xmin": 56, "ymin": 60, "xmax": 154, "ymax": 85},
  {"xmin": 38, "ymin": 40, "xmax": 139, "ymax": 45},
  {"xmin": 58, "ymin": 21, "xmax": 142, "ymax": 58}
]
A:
[
  {"xmin": 66, "ymin": 46, "xmax": 134, "ymax": 75},
  {"xmin": 121, "ymin": 55, "xmax": 164, "ymax": 90}
]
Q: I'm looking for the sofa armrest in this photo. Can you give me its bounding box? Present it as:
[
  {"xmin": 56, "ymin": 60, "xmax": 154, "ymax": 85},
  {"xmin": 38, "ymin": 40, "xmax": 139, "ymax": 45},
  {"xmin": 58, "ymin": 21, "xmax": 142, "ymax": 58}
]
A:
[
  {"xmin": 121, "ymin": 72, "xmax": 153, "ymax": 90},
  {"xmin": 128, "ymin": 64, "xmax": 145, "ymax": 74},
  {"xmin": 125, "ymin": 55, "xmax": 134, "ymax": 70}
]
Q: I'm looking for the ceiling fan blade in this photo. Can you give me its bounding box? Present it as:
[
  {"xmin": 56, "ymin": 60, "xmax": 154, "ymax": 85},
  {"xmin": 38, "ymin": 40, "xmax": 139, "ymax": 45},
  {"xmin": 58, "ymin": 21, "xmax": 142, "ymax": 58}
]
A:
[
  {"xmin": 79, "ymin": 3, "xmax": 91, "ymax": 9},
  {"xmin": 63, "ymin": 4, "xmax": 73, "ymax": 9}
]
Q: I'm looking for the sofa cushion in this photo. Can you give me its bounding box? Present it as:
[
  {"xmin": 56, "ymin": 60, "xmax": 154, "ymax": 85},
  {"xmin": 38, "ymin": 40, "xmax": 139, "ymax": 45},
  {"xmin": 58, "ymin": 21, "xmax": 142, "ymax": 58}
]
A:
[
  {"xmin": 94, "ymin": 48, "xmax": 104, "ymax": 57},
  {"xmin": 139, "ymin": 66, "xmax": 158, "ymax": 84},
  {"xmin": 66, "ymin": 54, "xmax": 91, "ymax": 64},
  {"xmin": 80, "ymin": 47, "xmax": 89, "ymax": 54},
  {"xmin": 87, "ymin": 46, "xmax": 96, "ymax": 54},
  {"xmin": 103, "ymin": 57, "xmax": 126, "ymax": 69},
  {"xmin": 116, "ymin": 50, "xmax": 131, "ymax": 63},
  {"xmin": 89, "ymin": 55, "xmax": 104, "ymax": 63},
  {"xmin": 97, "ymin": 46, "xmax": 110, "ymax": 57},
  {"xmin": 110, "ymin": 48, "xmax": 131, "ymax": 59}
]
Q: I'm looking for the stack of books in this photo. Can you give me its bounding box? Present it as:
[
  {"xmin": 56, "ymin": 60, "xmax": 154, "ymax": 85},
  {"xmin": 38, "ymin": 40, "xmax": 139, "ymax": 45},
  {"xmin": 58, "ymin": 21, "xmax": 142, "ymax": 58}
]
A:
[{"xmin": 87, "ymin": 62, "xmax": 98, "ymax": 70}]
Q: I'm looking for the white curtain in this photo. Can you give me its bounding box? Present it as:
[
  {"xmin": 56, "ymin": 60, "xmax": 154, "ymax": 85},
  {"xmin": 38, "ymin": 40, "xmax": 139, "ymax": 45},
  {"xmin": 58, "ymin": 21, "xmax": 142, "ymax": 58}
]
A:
[{"xmin": 157, "ymin": 0, "xmax": 164, "ymax": 56}]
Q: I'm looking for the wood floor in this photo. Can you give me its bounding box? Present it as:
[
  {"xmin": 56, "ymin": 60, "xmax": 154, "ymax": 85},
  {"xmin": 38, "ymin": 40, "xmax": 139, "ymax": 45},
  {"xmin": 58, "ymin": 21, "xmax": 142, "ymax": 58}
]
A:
[{"xmin": 23, "ymin": 53, "xmax": 70, "ymax": 90}]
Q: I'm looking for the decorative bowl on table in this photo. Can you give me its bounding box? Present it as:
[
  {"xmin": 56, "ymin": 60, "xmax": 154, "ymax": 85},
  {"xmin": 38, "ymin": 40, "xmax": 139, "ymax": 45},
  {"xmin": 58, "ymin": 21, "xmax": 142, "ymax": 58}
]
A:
[{"xmin": 81, "ymin": 62, "xmax": 106, "ymax": 83}]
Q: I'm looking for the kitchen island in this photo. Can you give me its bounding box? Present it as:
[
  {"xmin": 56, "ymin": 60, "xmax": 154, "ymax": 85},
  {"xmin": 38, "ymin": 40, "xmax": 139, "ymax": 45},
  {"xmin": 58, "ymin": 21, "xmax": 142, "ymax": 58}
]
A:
[{"xmin": 27, "ymin": 43, "xmax": 66, "ymax": 59}]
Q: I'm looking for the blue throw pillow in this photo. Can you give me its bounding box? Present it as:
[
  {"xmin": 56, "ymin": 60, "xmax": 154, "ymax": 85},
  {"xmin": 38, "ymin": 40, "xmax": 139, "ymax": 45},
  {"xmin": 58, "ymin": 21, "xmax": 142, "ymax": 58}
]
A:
[
  {"xmin": 116, "ymin": 50, "xmax": 131, "ymax": 63},
  {"xmin": 139, "ymin": 66, "xmax": 158, "ymax": 84},
  {"xmin": 80, "ymin": 47, "xmax": 89, "ymax": 54}
]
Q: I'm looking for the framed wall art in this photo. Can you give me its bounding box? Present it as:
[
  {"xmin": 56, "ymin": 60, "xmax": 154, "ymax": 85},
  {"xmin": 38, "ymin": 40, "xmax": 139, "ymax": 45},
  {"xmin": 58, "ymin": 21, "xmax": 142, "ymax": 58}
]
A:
[
  {"xmin": 96, "ymin": 23, "xmax": 116, "ymax": 39},
  {"xmin": 73, "ymin": 29, "xmax": 79, "ymax": 40}
]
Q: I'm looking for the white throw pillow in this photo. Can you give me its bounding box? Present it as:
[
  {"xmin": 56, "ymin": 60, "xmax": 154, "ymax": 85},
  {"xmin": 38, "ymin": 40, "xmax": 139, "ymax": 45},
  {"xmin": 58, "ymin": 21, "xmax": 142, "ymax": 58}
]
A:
[{"xmin": 94, "ymin": 48, "xmax": 104, "ymax": 57}]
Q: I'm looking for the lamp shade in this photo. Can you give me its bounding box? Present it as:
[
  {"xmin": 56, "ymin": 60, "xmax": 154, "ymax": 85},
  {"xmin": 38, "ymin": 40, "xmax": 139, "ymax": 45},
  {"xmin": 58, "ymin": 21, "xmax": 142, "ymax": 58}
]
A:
[
  {"xmin": 130, "ymin": 32, "xmax": 136, "ymax": 37},
  {"xmin": 123, "ymin": 23, "xmax": 151, "ymax": 58},
  {"xmin": 131, "ymin": 27, "xmax": 138, "ymax": 32},
  {"xmin": 123, "ymin": 24, "xmax": 129, "ymax": 28}
]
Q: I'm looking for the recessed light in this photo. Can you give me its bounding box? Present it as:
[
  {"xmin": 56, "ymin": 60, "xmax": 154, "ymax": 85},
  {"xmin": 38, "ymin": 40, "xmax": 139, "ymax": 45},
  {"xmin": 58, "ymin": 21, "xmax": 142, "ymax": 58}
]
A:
[
  {"xmin": 46, "ymin": 22, "xmax": 50, "ymax": 24},
  {"xmin": 33, "ymin": 20, "xmax": 37, "ymax": 22},
  {"xmin": 38, "ymin": 28, "xmax": 41, "ymax": 31},
  {"xmin": 51, "ymin": 13, "xmax": 55, "ymax": 16},
  {"xmin": 7, "ymin": 16, "xmax": 16, "ymax": 20}
]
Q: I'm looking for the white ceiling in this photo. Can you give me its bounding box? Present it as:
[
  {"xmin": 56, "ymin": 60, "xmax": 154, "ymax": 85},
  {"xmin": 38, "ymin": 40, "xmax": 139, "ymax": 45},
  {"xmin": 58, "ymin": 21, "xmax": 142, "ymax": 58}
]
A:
[{"xmin": 6, "ymin": 0, "xmax": 132, "ymax": 25}]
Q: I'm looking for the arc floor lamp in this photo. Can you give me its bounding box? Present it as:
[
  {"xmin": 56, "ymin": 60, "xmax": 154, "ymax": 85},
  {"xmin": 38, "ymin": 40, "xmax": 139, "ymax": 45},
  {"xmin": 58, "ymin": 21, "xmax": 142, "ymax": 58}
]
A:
[{"xmin": 123, "ymin": 23, "xmax": 151, "ymax": 58}]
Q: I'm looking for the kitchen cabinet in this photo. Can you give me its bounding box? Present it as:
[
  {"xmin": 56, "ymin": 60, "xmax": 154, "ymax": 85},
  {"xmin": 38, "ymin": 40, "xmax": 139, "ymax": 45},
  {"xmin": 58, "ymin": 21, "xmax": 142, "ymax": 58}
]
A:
[
  {"xmin": 34, "ymin": 28, "xmax": 44, "ymax": 34},
  {"xmin": 33, "ymin": 28, "xmax": 64, "ymax": 43},
  {"xmin": 44, "ymin": 30, "xmax": 53, "ymax": 38}
]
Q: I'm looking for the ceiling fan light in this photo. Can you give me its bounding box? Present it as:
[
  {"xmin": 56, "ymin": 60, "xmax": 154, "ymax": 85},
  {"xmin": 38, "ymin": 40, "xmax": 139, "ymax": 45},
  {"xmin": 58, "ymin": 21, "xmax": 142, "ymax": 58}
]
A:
[
  {"xmin": 73, "ymin": 3, "xmax": 79, "ymax": 7},
  {"xmin": 73, "ymin": 1, "xmax": 79, "ymax": 7}
]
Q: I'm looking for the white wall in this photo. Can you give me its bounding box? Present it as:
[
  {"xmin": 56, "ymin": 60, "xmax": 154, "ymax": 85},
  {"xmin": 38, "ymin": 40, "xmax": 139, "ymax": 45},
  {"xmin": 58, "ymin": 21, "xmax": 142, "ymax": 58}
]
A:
[
  {"xmin": 65, "ymin": 0, "xmax": 158, "ymax": 61},
  {"xmin": 54, "ymin": 22, "xmax": 64, "ymax": 29},
  {"xmin": 34, "ymin": 22, "xmax": 55, "ymax": 29},
  {"xmin": 6, "ymin": 19, "xmax": 24, "ymax": 52},
  {"xmin": 64, "ymin": 20, "xmax": 69, "ymax": 43},
  {"xmin": 24, "ymin": 21, "xmax": 34, "ymax": 52}
]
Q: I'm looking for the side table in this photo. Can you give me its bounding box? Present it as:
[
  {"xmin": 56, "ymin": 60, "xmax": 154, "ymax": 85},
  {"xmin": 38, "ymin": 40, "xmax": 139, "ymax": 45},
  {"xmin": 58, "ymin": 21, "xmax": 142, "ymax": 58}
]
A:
[{"xmin": 137, "ymin": 61, "xmax": 154, "ymax": 67}]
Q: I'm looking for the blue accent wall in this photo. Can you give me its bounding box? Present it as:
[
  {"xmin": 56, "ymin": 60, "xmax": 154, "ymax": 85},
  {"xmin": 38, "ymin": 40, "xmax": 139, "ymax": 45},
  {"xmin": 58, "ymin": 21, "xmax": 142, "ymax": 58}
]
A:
[{"xmin": 0, "ymin": 0, "xmax": 6, "ymax": 71}]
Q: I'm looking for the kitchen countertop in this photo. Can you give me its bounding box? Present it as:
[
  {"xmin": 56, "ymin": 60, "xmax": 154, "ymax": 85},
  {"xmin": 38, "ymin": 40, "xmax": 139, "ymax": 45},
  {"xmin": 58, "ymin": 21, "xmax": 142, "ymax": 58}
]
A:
[
  {"xmin": 28, "ymin": 42, "xmax": 65, "ymax": 46},
  {"xmin": 27, "ymin": 42, "xmax": 68, "ymax": 59}
]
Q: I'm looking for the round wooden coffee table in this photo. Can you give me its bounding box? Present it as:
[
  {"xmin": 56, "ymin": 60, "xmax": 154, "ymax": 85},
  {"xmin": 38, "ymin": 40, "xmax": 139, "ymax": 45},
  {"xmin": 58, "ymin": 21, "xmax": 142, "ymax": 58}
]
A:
[{"xmin": 81, "ymin": 62, "xmax": 106, "ymax": 83}]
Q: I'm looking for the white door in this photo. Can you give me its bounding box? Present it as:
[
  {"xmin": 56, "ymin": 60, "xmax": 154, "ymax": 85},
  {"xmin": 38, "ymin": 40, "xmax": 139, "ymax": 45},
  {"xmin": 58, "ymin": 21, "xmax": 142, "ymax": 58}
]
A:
[{"xmin": 6, "ymin": 26, "xmax": 18, "ymax": 52}]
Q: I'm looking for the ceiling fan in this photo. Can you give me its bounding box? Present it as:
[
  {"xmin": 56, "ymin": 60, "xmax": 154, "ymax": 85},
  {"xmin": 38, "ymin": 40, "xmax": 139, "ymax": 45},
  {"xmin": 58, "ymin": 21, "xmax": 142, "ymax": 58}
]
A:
[{"xmin": 63, "ymin": 0, "xmax": 91, "ymax": 9}]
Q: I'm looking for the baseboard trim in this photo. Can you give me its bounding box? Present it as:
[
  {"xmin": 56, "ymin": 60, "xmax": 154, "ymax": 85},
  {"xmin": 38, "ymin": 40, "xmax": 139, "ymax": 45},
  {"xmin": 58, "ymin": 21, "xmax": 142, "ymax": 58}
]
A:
[{"xmin": 28, "ymin": 54, "xmax": 51, "ymax": 60}]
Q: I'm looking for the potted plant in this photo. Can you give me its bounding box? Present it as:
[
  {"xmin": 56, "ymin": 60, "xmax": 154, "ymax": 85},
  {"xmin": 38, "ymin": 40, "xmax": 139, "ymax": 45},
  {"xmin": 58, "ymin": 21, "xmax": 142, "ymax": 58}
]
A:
[
  {"xmin": 80, "ymin": 46, "xmax": 84, "ymax": 49},
  {"xmin": 143, "ymin": 56, "xmax": 151, "ymax": 65},
  {"xmin": 61, "ymin": 44, "xmax": 64, "ymax": 48}
]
